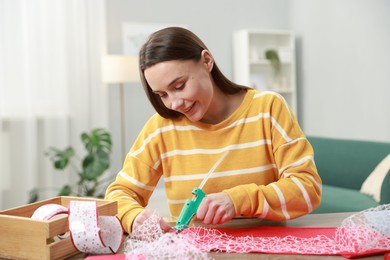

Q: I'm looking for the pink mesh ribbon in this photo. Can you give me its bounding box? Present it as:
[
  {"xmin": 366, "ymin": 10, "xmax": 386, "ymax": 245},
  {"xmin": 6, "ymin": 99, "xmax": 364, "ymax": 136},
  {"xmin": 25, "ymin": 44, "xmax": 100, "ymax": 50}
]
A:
[
  {"xmin": 31, "ymin": 201, "xmax": 123, "ymax": 255},
  {"xmin": 181, "ymin": 225, "xmax": 389, "ymax": 258}
]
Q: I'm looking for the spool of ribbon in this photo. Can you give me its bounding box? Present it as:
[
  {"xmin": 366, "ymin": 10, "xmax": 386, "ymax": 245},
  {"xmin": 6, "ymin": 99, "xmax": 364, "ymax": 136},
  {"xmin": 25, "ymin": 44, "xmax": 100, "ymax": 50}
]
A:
[{"xmin": 31, "ymin": 200, "xmax": 123, "ymax": 255}]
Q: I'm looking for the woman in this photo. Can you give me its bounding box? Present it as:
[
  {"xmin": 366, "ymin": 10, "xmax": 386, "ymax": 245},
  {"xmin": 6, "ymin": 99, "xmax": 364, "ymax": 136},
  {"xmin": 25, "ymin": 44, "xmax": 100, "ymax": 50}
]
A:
[{"xmin": 105, "ymin": 27, "xmax": 322, "ymax": 234}]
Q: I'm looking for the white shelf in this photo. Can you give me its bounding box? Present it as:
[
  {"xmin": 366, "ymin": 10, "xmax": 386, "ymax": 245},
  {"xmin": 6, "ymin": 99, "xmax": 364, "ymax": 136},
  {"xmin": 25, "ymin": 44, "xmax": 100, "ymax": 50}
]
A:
[{"xmin": 233, "ymin": 29, "xmax": 298, "ymax": 116}]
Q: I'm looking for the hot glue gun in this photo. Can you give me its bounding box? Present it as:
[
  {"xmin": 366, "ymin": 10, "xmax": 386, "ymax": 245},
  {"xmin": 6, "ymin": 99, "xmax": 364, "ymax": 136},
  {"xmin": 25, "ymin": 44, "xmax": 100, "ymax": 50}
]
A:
[
  {"xmin": 174, "ymin": 187, "xmax": 205, "ymax": 232},
  {"xmin": 174, "ymin": 150, "xmax": 229, "ymax": 233}
]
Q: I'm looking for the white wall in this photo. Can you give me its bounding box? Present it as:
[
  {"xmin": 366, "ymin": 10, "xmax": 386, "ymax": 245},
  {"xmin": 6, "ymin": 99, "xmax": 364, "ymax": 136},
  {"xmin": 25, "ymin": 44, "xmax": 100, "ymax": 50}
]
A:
[{"xmin": 292, "ymin": 0, "xmax": 390, "ymax": 142}]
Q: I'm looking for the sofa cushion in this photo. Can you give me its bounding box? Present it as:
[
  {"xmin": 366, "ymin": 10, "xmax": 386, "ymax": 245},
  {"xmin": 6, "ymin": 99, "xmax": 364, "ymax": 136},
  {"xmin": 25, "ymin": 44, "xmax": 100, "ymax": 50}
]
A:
[
  {"xmin": 360, "ymin": 154, "xmax": 390, "ymax": 202},
  {"xmin": 307, "ymin": 136, "xmax": 390, "ymax": 191},
  {"xmin": 381, "ymin": 171, "xmax": 390, "ymax": 204},
  {"xmin": 312, "ymin": 184, "xmax": 379, "ymax": 214}
]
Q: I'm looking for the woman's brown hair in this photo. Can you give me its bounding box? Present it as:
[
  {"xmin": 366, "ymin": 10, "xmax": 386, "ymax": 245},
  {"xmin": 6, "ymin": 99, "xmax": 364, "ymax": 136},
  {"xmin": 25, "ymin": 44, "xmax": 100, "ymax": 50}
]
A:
[{"xmin": 139, "ymin": 27, "xmax": 247, "ymax": 118}]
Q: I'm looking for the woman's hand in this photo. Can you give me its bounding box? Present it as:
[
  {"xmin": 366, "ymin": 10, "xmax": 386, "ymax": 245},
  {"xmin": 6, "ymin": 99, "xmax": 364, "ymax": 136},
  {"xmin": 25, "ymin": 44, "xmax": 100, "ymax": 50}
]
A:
[
  {"xmin": 196, "ymin": 192, "xmax": 235, "ymax": 225},
  {"xmin": 133, "ymin": 209, "xmax": 173, "ymax": 233}
]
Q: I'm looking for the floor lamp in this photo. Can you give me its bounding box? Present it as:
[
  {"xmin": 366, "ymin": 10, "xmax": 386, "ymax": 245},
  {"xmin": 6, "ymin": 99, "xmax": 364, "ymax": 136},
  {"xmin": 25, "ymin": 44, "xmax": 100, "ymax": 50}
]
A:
[{"xmin": 102, "ymin": 55, "xmax": 140, "ymax": 160}]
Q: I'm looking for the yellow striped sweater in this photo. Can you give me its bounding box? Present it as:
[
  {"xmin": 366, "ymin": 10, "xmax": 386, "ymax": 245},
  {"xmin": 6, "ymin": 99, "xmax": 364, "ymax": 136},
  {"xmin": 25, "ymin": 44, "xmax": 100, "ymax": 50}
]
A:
[{"xmin": 105, "ymin": 89, "xmax": 322, "ymax": 233}]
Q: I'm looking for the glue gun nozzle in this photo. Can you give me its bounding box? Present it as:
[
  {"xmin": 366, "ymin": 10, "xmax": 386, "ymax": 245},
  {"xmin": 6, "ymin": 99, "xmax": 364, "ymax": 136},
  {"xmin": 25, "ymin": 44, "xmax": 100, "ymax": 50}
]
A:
[{"xmin": 175, "ymin": 227, "xmax": 184, "ymax": 234}]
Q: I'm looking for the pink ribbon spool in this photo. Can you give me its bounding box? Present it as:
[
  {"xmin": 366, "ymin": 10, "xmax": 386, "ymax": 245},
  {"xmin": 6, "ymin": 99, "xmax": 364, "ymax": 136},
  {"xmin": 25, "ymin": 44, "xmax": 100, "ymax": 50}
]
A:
[
  {"xmin": 31, "ymin": 203, "xmax": 68, "ymax": 220},
  {"xmin": 31, "ymin": 201, "xmax": 123, "ymax": 255},
  {"xmin": 68, "ymin": 200, "xmax": 123, "ymax": 254}
]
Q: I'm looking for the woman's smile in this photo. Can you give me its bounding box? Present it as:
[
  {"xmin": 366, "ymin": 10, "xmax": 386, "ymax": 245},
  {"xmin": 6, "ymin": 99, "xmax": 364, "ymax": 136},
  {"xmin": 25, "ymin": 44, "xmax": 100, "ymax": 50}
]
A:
[{"xmin": 183, "ymin": 102, "xmax": 195, "ymax": 114}]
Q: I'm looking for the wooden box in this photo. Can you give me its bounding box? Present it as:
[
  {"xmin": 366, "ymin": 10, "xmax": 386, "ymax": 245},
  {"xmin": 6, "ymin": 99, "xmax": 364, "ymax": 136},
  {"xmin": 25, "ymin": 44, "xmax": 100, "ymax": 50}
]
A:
[{"xmin": 0, "ymin": 196, "xmax": 117, "ymax": 260}]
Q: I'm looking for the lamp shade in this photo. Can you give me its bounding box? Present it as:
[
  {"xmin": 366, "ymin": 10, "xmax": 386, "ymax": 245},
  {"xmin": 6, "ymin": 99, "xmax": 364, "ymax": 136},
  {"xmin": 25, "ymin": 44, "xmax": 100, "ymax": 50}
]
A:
[{"xmin": 101, "ymin": 55, "xmax": 140, "ymax": 83}]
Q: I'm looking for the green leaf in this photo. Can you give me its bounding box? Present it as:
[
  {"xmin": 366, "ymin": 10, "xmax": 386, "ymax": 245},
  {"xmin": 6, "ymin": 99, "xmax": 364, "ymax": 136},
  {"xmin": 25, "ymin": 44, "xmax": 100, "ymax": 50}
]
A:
[
  {"xmin": 81, "ymin": 128, "xmax": 112, "ymax": 155},
  {"xmin": 45, "ymin": 147, "xmax": 75, "ymax": 170},
  {"xmin": 28, "ymin": 189, "xmax": 39, "ymax": 203},
  {"xmin": 58, "ymin": 185, "xmax": 72, "ymax": 196},
  {"xmin": 81, "ymin": 153, "xmax": 110, "ymax": 181},
  {"xmin": 86, "ymin": 189, "xmax": 96, "ymax": 197},
  {"xmin": 265, "ymin": 49, "xmax": 281, "ymax": 75}
]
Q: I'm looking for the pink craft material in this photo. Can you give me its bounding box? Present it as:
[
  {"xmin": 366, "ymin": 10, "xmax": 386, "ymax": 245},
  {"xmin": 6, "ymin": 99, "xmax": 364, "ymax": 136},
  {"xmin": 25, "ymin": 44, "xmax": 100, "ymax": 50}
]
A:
[{"xmin": 180, "ymin": 226, "xmax": 389, "ymax": 258}]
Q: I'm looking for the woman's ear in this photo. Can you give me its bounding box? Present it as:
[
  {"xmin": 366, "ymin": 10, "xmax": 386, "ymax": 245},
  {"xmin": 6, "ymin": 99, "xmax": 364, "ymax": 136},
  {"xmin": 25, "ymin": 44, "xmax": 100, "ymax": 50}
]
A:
[{"xmin": 201, "ymin": 50, "xmax": 214, "ymax": 72}]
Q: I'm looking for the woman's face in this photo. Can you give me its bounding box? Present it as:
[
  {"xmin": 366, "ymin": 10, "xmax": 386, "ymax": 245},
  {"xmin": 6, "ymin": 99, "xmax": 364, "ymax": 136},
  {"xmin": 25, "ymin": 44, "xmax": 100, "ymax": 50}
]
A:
[{"xmin": 144, "ymin": 50, "xmax": 215, "ymax": 122}]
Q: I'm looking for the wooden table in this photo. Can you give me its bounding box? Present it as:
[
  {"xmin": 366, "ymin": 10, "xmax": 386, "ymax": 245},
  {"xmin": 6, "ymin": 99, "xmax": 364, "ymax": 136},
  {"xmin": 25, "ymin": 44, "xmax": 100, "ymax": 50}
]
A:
[{"xmin": 73, "ymin": 212, "xmax": 387, "ymax": 259}]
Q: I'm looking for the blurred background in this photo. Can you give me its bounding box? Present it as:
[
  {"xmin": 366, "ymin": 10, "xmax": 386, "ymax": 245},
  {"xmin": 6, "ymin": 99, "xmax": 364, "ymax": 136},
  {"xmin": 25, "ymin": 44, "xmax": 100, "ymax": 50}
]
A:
[{"xmin": 0, "ymin": 0, "xmax": 389, "ymax": 211}]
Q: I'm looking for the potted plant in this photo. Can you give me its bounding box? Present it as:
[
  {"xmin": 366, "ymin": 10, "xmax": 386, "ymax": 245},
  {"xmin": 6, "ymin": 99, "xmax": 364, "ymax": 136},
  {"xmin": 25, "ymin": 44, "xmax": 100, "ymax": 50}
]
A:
[
  {"xmin": 29, "ymin": 128, "xmax": 113, "ymax": 203},
  {"xmin": 265, "ymin": 49, "xmax": 283, "ymax": 88}
]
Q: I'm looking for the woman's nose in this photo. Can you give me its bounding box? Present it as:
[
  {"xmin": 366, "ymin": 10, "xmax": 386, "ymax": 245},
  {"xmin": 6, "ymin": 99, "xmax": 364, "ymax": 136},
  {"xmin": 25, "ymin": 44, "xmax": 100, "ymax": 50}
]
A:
[{"xmin": 170, "ymin": 97, "xmax": 185, "ymax": 111}]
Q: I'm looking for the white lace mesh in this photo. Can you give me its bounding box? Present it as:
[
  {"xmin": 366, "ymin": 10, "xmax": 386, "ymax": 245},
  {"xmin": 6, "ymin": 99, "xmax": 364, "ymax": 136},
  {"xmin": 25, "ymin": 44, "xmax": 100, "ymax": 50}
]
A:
[
  {"xmin": 124, "ymin": 204, "xmax": 390, "ymax": 258},
  {"xmin": 336, "ymin": 203, "xmax": 390, "ymax": 254},
  {"xmin": 124, "ymin": 214, "xmax": 210, "ymax": 260}
]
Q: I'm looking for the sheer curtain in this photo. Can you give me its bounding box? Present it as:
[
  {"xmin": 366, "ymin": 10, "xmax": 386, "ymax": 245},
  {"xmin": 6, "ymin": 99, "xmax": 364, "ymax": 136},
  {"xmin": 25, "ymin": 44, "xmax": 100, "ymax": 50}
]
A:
[{"xmin": 0, "ymin": 0, "xmax": 108, "ymax": 210}]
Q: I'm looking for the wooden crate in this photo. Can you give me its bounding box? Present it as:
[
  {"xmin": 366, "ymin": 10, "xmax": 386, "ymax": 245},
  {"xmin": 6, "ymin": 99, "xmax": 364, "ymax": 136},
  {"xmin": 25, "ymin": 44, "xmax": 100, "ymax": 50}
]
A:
[{"xmin": 0, "ymin": 196, "xmax": 117, "ymax": 260}]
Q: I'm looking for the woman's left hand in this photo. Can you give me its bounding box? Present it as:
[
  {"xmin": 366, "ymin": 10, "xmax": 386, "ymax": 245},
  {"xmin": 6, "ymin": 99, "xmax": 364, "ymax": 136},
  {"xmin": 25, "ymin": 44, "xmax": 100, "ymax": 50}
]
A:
[
  {"xmin": 196, "ymin": 192, "xmax": 235, "ymax": 225},
  {"xmin": 133, "ymin": 209, "xmax": 174, "ymax": 233}
]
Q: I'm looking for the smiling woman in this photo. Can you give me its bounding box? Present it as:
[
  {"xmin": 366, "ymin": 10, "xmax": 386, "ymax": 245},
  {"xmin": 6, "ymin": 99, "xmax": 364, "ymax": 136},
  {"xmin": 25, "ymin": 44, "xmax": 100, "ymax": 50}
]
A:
[{"xmin": 0, "ymin": 0, "xmax": 107, "ymax": 210}]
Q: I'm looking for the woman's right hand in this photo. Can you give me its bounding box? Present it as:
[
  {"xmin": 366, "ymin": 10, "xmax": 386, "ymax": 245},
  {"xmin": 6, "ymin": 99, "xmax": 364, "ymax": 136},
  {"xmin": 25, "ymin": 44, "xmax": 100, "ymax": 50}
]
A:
[
  {"xmin": 196, "ymin": 192, "xmax": 235, "ymax": 225},
  {"xmin": 132, "ymin": 209, "xmax": 173, "ymax": 233}
]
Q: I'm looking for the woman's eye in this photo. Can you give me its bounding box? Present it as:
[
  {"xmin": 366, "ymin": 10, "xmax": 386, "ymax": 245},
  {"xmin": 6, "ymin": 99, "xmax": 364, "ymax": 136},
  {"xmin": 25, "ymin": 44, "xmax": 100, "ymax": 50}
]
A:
[
  {"xmin": 156, "ymin": 92, "xmax": 167, "ymax": 98},
  {"xmin": 176, "ymin": 83, "xmax": 185, "ymax": 90}
]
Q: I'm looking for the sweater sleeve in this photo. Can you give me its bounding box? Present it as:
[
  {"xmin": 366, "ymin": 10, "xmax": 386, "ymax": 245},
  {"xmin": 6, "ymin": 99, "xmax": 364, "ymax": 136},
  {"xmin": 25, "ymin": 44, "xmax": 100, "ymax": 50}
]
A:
[
  {"xmin": 224, "ymin": 94, "xmax": 322, "ymax": 220},
  {"xmin": 105, "ymin": 118, "xmax": 163, "ymax": 233}
]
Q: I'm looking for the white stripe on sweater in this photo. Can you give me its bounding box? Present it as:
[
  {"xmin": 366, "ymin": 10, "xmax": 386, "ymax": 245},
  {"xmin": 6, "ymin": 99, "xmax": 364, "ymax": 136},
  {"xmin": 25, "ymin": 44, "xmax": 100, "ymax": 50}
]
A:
[
  {"xmin": 254, "ymin": 91, "xmax": 293, "ymax": 119},
  {"xmin": 270, "ymin": 183, "xmax": 290, "ymax": 220},
  {"xmin": 223, "ymin": 112, "xmax": 270, "ymax": 129},
  {"xmin": 283, "ymin": 172, "xmax": 322, "ymax": 193},
  {"xmin": 270, "ymin": 116, "xmax": 292, "ymax": 142},
  {"xmin": 160, "ymin": 139, "xmax": 271, "ymax": 160},
  {"xmin": 118, "ymin": 171, "xmax": 154, "ymax": 191},
  {"xmin": 278, "ymin": 155, "xmax": 315, "ymax": 177},
  {"xmin": 130, "ymin": 124, "xmax": 203, "ymax": 157},
  {"xmin": 259, "ymin": 199, "xmax": 270, "ymax": 218},
  {"xmin": 307, "ymin": 175, "xmax": 322, "ymax": 191},
  {"xmin": 279, "ymin": 137, "xmax": 307, "ymax": 149},
  {"xmin": 291, "ymin": 177, "xmax": 313, "ymax": 213},
  {"xmin": 165, "ymin": 164, "xmax": 277, "ymax": 183},
  {"xmin": 223, "ymin": 112, "xmax": 292, "ymax": 142}
]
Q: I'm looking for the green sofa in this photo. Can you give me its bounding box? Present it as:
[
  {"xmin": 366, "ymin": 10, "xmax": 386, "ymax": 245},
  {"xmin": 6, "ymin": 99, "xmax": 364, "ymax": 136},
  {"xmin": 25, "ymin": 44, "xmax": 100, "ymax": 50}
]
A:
[{"xmin": 307, "ymin": 136, "xmax": 390, "ymax": 213}]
